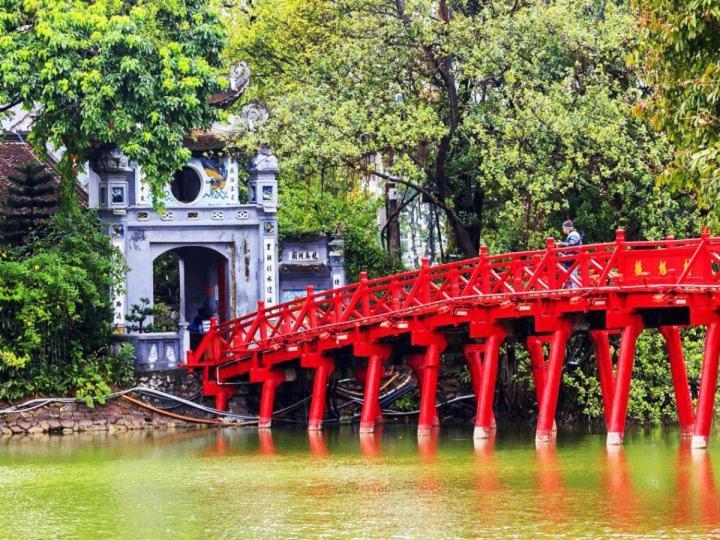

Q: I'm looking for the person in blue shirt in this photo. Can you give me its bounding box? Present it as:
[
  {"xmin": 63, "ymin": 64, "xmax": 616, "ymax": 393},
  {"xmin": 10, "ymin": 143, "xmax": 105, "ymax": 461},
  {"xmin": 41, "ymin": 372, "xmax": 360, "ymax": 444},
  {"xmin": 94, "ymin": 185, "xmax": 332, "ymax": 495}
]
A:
[
  {"xmin": 559, "ymin": 220, "xmax": 582, "ymax": 288},
  {"xmin": 559, "ymin": 220, "xmax": 582, "ymax": 248}
]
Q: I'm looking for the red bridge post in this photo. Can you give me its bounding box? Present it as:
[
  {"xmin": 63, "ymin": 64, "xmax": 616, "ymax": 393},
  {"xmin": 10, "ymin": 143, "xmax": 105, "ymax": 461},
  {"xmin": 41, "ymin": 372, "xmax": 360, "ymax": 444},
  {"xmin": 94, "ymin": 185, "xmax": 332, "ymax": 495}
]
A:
[
  {"xmin": 659, "ymin": 326, "xmax": 695, "ymax": 437},
  {"xmin": 474, "ymin": 326, "xmax": 507, "ymax": 439},
  {"xmin": 526, "ymin": 336, "xmax": 559, "ymax": 434},
  {"xmin": 526, "ymin": 336, "xmax": 546, "ymax": 407},
  {"xmin": 411, "ymin": 331, "xmax": 447, "ymax": 437},
  {"xmin": 607, "ymin": 317, "xmax": 644, "ymax": 445},
  {"xmin": 407, "ymin": 355, "xmax": 440, "ymax": 428},
  {"xmin": 355, "ymin": 343, "xmax": 392, "ymax": 433},
  {"xmin": 463, "ymin": 344, "xmax": 496, "ymax": 429},
  {"xmin": 590, "ymin": 330, "xmax": 615, "ymax": 429},
  {"xmin": 303, "ymin": 354, "xmax": 335, "ymax": 432},
  {"xmin": 253, "ymin": 369, "xmax": 287, "ymax": 429},
  {"xmin": 693, "ymin": 321, "xmax": 720, "ymax": 449},
  {"xmin": 535, "ymin": 322, "xmax": 573, "ymax": 443}
]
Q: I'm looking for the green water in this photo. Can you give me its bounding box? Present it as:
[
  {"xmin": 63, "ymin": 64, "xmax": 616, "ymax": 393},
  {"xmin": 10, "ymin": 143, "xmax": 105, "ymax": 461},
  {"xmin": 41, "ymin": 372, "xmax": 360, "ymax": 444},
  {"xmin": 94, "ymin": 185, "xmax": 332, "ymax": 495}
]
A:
[{"xmin": 0, "ymin": 426, "xmax": 718, "ymax": 539}]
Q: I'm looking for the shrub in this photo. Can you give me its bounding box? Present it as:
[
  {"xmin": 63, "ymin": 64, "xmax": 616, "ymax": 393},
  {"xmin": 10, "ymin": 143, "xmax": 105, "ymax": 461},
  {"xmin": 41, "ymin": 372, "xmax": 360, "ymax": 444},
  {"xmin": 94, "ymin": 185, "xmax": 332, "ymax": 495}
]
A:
[{"xmin": 0, "ymin": 211, "xmax": 128, "ymax": 401}]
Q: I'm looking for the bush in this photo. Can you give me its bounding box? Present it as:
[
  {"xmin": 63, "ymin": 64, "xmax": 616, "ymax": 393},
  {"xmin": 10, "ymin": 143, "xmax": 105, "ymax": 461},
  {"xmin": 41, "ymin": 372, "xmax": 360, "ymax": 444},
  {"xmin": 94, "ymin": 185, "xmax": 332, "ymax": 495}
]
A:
[
  {"xmin": 561, "ymin": 328, "xmax": 708, "ymax": 427},
  {"xmin": 496, "ymin": 328, "xmax": 711, "ymax": 428},
  {"xmin": 0, "ymin": 211, "xmax": 128, "ymax": 402}
]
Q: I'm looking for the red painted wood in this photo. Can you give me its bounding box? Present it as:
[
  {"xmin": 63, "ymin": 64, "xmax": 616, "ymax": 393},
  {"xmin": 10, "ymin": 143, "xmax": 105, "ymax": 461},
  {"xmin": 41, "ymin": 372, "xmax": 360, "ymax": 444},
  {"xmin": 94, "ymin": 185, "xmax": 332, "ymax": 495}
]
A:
[{"xmin": 182, "ymin": 232, "xmax": 720, "ymax": 446}]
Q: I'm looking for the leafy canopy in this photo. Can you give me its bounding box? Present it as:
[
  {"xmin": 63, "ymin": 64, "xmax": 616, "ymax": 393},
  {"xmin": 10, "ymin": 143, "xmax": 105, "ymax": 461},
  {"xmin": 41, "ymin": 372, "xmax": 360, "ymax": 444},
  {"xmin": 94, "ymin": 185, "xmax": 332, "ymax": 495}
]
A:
[
  {"xmin": 0, "ymin": 0, "xmax": 226, "ymax": 204},
  {"xmin": 231, "ymin": 0, "xmax": 696, "ymax": 258},
  {"xmin": 632, "ymin": 1, "xmax": 720, "ymax": 218}
]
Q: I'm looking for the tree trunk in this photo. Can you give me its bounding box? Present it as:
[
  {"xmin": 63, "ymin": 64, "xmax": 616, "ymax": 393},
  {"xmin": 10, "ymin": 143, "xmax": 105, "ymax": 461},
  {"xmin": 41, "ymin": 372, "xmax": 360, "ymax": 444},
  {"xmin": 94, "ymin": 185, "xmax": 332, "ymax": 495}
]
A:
[
  {"xmin": 445, "ymin": 209, "xmax": 478, "ymax": 258},
  {"xmin": 385, "ymin": 182, "xmax": 401, "ymax": 260}
]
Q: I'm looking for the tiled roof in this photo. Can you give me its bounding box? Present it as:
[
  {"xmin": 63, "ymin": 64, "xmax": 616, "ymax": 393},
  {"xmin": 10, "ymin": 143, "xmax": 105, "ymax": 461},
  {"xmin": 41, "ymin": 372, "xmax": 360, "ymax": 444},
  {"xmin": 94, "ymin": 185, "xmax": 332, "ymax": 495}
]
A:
[{"xmin": 0, "ymin": 136, "xmax": 87, "ymax": 205}]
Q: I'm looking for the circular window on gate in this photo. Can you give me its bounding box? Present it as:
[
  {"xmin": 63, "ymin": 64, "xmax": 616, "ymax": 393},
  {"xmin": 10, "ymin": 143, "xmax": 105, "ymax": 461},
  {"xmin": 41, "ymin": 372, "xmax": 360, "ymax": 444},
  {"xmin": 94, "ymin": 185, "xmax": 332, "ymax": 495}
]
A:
[{"xmin": 170, "ymin": 166, "xmax": 202, "ymax": 203}]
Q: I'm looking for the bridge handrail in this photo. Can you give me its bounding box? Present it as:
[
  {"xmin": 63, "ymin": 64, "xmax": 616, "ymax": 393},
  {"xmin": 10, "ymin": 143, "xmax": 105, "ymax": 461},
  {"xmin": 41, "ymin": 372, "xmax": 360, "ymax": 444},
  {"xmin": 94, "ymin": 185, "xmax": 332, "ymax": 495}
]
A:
[{"xmin": 187, "ymin": 232, "xmax": 719, "ymax": 366}]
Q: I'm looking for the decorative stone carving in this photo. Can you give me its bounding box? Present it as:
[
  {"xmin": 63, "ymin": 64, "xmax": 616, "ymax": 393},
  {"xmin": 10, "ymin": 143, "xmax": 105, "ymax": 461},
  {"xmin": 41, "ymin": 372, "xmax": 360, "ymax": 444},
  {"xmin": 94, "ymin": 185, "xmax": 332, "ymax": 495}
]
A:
[
  {"xmin": 148, "ymin": 344, "xmax": 158, "ymax": 365},
  {"xmin": 93, "ymin": 147, "xmax": 131, "ymax": 173},
  {"xmin": 248, "ymin": 144, "xmax": 278, "ymax": 174},
  {"xmin": 165, "ymin": 345, "xmax": 176, "ymax": 366},
  {"xmin": 229, "ymin": 61, "xmax": 251, "ymax": 92},
  {"xmin": 241, "ymin": 100, "xmax": 269, "ymax": 132}
]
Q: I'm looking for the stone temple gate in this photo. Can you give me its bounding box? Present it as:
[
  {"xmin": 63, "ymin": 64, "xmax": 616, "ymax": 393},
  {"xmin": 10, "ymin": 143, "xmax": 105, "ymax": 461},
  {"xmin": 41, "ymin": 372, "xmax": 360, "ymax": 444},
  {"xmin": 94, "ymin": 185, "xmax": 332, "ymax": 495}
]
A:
[{"xmin": 90, "ymin": 145, "xmax": 280, "ymax": 371}]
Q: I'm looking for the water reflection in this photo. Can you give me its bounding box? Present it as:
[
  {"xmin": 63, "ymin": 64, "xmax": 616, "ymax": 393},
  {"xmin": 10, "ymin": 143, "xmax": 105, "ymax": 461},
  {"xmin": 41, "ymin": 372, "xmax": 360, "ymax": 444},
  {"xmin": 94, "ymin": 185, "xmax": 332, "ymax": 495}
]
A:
[
  {"xmin": 417, "ymin": 427, "xmax": 439, "ymax": 463},
  {"xmin": 206, "ymin": 430, "xmax": 230, "ymax": 457},
  {"xmin": 473, "ymin": 434, "xmax": 503, "ymax": 522},
  {"xmin": 1, "ymin": 427, "xmax": 719, "ymax": 538},
  {"xmin": 258, "ymin": 428, "xmax": 275, "ymax": 455},
  {"xmin": 535, "ymin": 441, "xmax": 571, "ymax": 527},
  {"xmin": 690, "ymin": 444, "xmax": 719, "ymax": 526},
  {"xmin": 308, "ymin": 430, "xmax": 328, "ymax": 457},
  {"xmin": 359, "ymin": 428, "xmax": 382, "ymax": 458},
  {"xmin": 602, "ymin": 446, "xmax": 641, "ymax": 530}
]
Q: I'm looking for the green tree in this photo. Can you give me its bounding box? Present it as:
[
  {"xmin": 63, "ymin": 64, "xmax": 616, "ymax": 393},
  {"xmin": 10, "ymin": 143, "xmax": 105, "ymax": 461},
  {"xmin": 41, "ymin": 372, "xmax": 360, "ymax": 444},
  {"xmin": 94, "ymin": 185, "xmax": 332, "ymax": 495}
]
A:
[
  {"xmin": 278, "ymin": 175, "xmax": 402, "ymax": 280},
  {"xmin": 0, "ymin": 0, "xmax": 226, "ymax": 205},
  {"xmin": 632, "ymin": 1, "xmax": 720, "ymax": 218},
  {"xmin": 0, "ymin": 163, "xmax": 58, "ymax": 247},
  {"xmin": 230, "ymin": 0, "xmax": 696, "ymax": 258}
]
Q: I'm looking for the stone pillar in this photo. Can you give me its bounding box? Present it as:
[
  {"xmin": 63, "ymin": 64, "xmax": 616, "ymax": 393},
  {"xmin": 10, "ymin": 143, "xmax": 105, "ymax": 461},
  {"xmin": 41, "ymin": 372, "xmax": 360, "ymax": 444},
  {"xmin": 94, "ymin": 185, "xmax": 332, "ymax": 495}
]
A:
[
  {"xmin": 90, "ymin": 146, "xmax": 135, "ymax": 332},
  {"xmin": 328, "ymin": 234, "xmax": 346, "ymax": 289},
  {"xmin": 248, "ymin": 145, "xmax": 280, "ymax": 306}
]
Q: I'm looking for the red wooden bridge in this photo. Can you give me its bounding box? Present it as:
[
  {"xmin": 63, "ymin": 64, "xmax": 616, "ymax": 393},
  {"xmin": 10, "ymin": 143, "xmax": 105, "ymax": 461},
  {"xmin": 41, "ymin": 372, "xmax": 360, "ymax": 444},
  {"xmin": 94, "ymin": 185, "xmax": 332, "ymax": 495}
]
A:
[{"xmin": 184, "ymin": 230, "xmax": 720, "ymax": 449}]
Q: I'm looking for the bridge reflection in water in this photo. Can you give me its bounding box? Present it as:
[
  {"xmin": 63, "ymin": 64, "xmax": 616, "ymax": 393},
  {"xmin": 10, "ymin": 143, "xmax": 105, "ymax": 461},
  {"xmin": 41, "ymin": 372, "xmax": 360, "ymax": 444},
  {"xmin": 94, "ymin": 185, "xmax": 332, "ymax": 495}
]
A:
[
  {"xmin": 2, "ymin": 428, "xmax": 715, "ymax": 537},
  {"xmin": 187, "ymin": 232, "xmax": 720, "ymax": 449},
  {"xmin": 191, "ymin": 428, "xmax": 719, "ymax": 535}
]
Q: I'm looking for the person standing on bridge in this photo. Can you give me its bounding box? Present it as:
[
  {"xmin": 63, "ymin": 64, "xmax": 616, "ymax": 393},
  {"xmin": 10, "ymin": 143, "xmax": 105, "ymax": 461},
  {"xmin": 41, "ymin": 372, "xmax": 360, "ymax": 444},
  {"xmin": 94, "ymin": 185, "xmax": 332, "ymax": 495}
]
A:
[
  {"xmin": 559, "ymin": 220, "xmax": 582, "ymax": 249},
  {"xmin": 559, "ymin": 220, "xmax": 582, "ymax": 288}
]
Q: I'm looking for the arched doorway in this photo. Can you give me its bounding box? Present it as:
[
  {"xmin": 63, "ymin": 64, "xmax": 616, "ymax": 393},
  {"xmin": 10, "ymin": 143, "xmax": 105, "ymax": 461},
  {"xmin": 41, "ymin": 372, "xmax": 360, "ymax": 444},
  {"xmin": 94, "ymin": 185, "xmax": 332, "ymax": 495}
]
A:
[
  {"xmin": 153, "ymin": 251, "xmax": 181, "ymax": 331},
  {"xmin": 153, "ymin": 246, "xmax": 230, "ymax": 348}
]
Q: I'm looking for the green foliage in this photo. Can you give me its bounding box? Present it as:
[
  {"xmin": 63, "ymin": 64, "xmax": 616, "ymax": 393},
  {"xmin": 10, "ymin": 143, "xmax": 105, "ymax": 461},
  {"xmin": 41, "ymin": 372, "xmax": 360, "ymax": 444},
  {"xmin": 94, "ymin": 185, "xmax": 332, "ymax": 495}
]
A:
[
  {"xmin": 559, "ymin": 329, "xmax": 707, "ymax": 426},
  {"xmin": 278, "ymin": 176, "xmax": 402, "ymax": 280},
  {"xmin": 0, "ymin": 211, "xmax": 128, "ymax": 401},
  {"xmin": 0, "ymin": 0, "xmax": 226, "ymax": 206},
  {"xmin": 230, "ymin": 0, "xmax": 698, "ymax": 259},
  {"xmin": 392, "ymin": 392, "xmax": 419, "ymax": 413},
  {"xmin": 632, "ymin": 0, "xmax": 720, "ymax": 220}
]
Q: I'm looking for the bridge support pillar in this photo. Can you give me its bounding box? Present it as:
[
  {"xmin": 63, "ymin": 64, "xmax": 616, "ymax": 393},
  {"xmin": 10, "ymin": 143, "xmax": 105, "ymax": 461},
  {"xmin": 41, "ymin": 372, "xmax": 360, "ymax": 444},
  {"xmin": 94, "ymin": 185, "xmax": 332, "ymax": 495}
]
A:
[
  {"xmin": 204, "ymin": 379, "xmax": 236, "ymax": 412},
  {"xmin": 693, "ymin": 322, "xmax": 720, "ymax": 449},
  {"xmin": 407, "ymin": 355, "xmax": 440, "ymax": 429},
  {"xmin": 464, "ymin": 345, "xmax": 496, "ymax": 430},
  {"xmin": 256, "ymin": 370, "xmax": 286, "ymax": 429},
  {"xmin": 659, "ymin": 326, "xmax": 695, "ymax": 437},
  {"xmin": 526, "ymin": 337, "xmax": 547, "ymax": 409},
  {"xmin": 526, "ymin": 336, "xmax": 557, "ymax": 434},
  {"xmin": 411, "ymin": 332, "xmax": 446, "ymax": 437},
  {"xmin": 590, "ymin": 330, "xmax": 615, "ymax": 429},
  {"xmin": 607, "ymin": 319, "xmax": 643, "ymax": 446},
  {"xmin": 535, "ymin": 324, "xmax": 572, "ymax": 443},
  {"xmin": 356, "ymin": 344, "xmax": 392, "ymax": 433},
  {"xmin": 474, "ymin": 328, "xmax": 507, "ymax": 439},
  {"xmin": 303, "ymin": 355, "xmax": 335, "ymax": 432}
]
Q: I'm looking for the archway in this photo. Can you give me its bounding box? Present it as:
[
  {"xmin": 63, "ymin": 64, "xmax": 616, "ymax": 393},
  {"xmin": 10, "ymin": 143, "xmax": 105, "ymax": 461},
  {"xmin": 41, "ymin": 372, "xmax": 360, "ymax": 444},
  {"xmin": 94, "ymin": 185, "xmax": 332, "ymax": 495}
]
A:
[
  {"xmin": 152, "ymin": 250, "xmax": 181, "ymax": 332},
  {"xmin": 152, "ymin": 246, "xmax": 230, "ymax": 345}
]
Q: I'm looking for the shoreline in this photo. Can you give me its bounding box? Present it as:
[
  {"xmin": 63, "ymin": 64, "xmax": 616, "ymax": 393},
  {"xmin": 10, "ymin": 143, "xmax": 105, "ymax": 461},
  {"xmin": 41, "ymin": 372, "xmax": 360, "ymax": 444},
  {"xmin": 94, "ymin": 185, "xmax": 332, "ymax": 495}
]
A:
[{"xmin": 0, "ymin": 399, "xmax": 211, "ymax": 436}]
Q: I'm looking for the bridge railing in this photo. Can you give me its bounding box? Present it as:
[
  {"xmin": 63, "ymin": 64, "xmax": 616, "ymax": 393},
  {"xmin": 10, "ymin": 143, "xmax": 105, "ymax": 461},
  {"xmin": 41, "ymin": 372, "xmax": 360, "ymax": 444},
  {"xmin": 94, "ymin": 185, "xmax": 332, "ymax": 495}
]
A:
[{"xmin": 186, "ymin": 231, "xmax": 720, "ymax": 366}]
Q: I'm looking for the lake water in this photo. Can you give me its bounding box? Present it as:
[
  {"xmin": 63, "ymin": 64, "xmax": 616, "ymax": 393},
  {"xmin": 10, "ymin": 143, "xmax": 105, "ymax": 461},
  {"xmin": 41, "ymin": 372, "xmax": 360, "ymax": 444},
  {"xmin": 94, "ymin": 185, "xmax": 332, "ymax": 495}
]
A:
[{"xmin": 0, "ymin": 426, "xmax": 718, "ymax": 539}]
